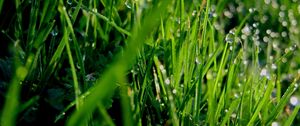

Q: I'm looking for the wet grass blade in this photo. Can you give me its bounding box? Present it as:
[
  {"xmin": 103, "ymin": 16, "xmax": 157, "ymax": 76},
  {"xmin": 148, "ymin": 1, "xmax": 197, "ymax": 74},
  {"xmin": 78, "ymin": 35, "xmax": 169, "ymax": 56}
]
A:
[{"xmin": 284, "ymin": 105, "xmax": 300, "ymax": 126}]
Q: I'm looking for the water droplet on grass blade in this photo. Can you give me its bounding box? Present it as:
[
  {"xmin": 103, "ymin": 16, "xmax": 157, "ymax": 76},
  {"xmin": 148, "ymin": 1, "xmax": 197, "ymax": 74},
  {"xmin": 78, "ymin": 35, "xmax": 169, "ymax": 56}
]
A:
[
  {"xmin": 51, "ymin": 27, "xmax": 58, "ymax": 37},
  {"xmin": 164, "ymin": 78, "xmax": 170, "ymax": 85},
  {"xmin": 271, "ymin": 64, "xmax": 277, "ymax": 70},
  {"xmin": 225, "ymin": 30, "xmax": 235, "ymax": 44},
  {"xmin": 290, "ymin": 96, "xmax": 299, "ymax": 106},
  {"xmin": 260, "ymin": 68, "xmax": 270, "ymax": 80},
  {"xmin": 271, "ymin": 122, "xmax": 279, "ymax": 126},
  {"xmin": 249, "ymin": 8, "xmax": 256, "ymax": 13},
  {"xmin": 172, "ymin": 89, "xmax": 177, "ymax": 94}
]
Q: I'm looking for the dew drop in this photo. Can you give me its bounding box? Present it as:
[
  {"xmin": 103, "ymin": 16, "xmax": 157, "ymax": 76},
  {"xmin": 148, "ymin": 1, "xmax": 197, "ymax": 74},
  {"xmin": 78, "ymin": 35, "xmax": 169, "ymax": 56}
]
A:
[
  {"xmin": 279, "ymin": 11, "xmax": 285, "ymax": 18},
  {"xmin": 192, "ymin": 10, "xmax": 197, "ymax": 16},
  {"xmin": 225, "ymin": 30, "xmax": 235, "ymax": 44},
  {"xmin": 271, "ymin": 64, "xmax": 277, "ymax": 70},
  {"xmin": 290, "ymin": 96, "xmax": 298, "ymax": 106},
  {"xmin": 231, "ymin": 113, "xmax": 237, "ymax": 118},
  {"xmin": 195, "ymin": 57, "xmax": 201, "ymax": 64},
  {"xmin": 249, "ymin": 8, "xmax": 256, "ymax": 13},
  {"xmin": 263, "ymin": 36, "xmax": 269, "ymax": 43},
  {"xmin": 282, "ymin": 21, "xmax": 288, "ymax": 27},
  {"xmin": 281, "ymin": 31, "xmax": 287, "ymax": 37},
  {"xmin": 172, "ymin": 89, "xmax": 177, "ymax": 94},
  {"xmin": 92, "ymin": 8, "xmax": 98, "ymax": 13},
  {"xmin": 224, "ymin": 10, "xmax": 233, "ymax": 18},
  {"xmin": 164, "ymin": 78, "xmax": 170, "ymax": 85},
  {"xmin": 266, "ymin": 29, "xmax": 271, "ymax": 34},
  {"xmin": 51, "ymin": 27, "xmax": 58, "ymax": 37},
  {"xmin": 242, "ymin": 24, "xmax": 251, "ymax": 36},
  {"xmin": 271, "ymin": 122, "xmax": 279, "ymax": 126},
  {"xmin": 92, "ymin": 43, "xmax": 96, "ymax": 48},
  {"xmin": 260, "ymin": 68, "xmax": 270, "ymax": 80}
]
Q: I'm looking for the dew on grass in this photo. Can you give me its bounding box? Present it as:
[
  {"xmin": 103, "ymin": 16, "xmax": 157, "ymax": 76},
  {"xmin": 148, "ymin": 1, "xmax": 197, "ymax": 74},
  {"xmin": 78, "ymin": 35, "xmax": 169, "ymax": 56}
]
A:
[
  {"xmin": 195, "ymin": 57, "xmax": 201, "ymax": 64},
  {"xmin": 269, "ymin": 56, "xmax": 274, "ymax": 61},
  {"xmin": 291, "ymin": 19, "xmax": 297, "ymax": 26},
  {"xmin": 252, "ymin": 23, "xmax": 259, "ymax": 28},
  {"xmin": 234, "ymin": 93, "xmax": 239, "ymax": 98},
  {"xmin": 242, "ymin": 24, "xmax": 251, "ymax": 36},
  {"xmin": 281, "ymin": 31, "xmax": 287, "ymax": 37},
  {"xmin": 233, "ymin": 59, "xmax": 238, "ymax": 64},
  {"xmin": 294, "ymin": 84, "xmax": 299, "ymax": 92},
  {"xmin": 192, "ymin": 10, "xmax": 197, "ymax": 16},
  {"xmin": 266, "ymin": 29, "xmax": 272, "ymax": 34},
  {"xmin": 225, "ymin": 30, "xmax": 235, "ymax": 44},
  {"xmin": 51, "ymin": 27, "xmax": 58, "ymax": 37},
  {"xmin": 172, "ymin": 89, "xmax": 177, "ymax": 94},
  {"xmin": 263, "ymin": 36, "xmax": 269, "ymax": 43},
  {"xmin": 270, "ymin": 32, "xmax": 279, "ymax": 38},
  {"xmin": 180, "ymin": 84, "xmax": 184, "ymax": 88},
  {"xmin": 271, "ymin": 122, "xmax": 279, "ymax": 126},
  {"xmin": 92, "ymin": 43, "xmax": 96, "ymax": 48},
  {"xmin": 243, "ymin": 60, "xmax": 248, "ymax": 65},
  {"xmin": 225, "ymin": 109, "xmax": 228, "ymax": 113},
  {"xmin": 164, "ymin": 78, "xmax": 170, "ymax": 85},
  {"xmin": 249, "ymin": 8, "xmax": 256, "ymax": 13},
  {"xmin": 271, "ymin": 64, "xmax": 277, "ymax": 70},
  {"xmin": 290, "ymin": 96, "xmax": 298, "ymax": 106},
  {"xmin": 231, "ymin": 113, "xmax": 237, "ymax": 118},
  {"xmin": 282, "ymin": 21, "xmax": 288, "ymax": 27},
  {"xmin": 238, "ymin": 83, "xmax": 241, "ymax": 87},
  {"xmin": 92, "ymin": 8, "xmax": 98, "ymax": 13},
  {"xmin": 224, "ymin": 10, "xmax": 233, "ymax": 18},
  {"xmin": 260, "ymin": 68, "xmax": 270, "ymax": 80}
]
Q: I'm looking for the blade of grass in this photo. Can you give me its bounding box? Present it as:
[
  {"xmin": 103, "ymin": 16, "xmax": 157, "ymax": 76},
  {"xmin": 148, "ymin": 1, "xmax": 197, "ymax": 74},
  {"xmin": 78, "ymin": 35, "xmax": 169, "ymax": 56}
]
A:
[
  {"xmin": 58, "ymin": 1, "xmax": 81, "ymax": 110},
  {"xmin": 283, "ymin": 105, "xmax": 300, "ymax": 126},
  {"xmin": 220, "ymin": 99, "xmax": 239, "ymax": 126},
  {"xmin": 1, "ymin": 53, "xmax": 34, "ymax": 126}
]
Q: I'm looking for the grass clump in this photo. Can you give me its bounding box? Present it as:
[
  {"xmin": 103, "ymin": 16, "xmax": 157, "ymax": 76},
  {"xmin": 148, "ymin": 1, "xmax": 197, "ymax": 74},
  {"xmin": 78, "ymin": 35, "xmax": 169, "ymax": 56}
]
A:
[{"xmin": 1, "ymin": 0, "xmax": 300, "ymax": 125}]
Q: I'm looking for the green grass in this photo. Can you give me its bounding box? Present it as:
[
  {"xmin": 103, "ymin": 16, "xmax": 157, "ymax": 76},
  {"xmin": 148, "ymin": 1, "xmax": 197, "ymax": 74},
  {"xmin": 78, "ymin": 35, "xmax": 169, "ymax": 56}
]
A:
[{"xmin": 1, "ymin": 0, "xmax": 300, "ymax": 125}]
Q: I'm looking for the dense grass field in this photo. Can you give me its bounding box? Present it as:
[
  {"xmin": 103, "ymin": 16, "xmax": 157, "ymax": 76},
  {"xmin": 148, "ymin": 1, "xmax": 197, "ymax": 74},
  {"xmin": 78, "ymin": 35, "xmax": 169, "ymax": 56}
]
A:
[{"xmin": 1, "ymin": 0, "xmax": 300, "ymax": 125}]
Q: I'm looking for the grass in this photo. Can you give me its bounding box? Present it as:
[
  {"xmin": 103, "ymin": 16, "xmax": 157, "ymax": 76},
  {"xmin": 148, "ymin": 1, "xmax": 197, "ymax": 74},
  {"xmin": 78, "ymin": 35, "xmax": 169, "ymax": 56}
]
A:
[{"xmin": 1, "ymin": 0, "xmax": 300, "ymax": 125}]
